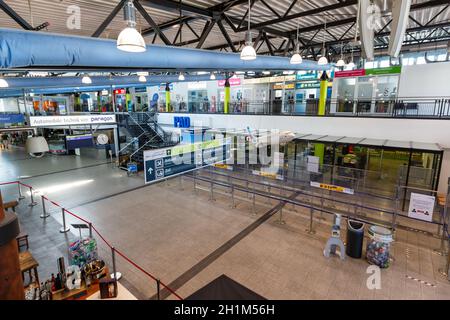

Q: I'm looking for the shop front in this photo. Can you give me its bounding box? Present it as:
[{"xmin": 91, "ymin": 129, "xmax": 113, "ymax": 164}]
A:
[{"xmin": 330, "ymin": 66, "xmax": 401, "ymax": 115}]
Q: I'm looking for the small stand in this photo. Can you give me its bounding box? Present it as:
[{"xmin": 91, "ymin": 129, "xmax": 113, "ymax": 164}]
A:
[{"xmin": 323, "ymin": 214, "xmax": 346, "ymax": 260}]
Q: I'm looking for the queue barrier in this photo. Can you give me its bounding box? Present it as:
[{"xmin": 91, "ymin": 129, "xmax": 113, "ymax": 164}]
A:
[{"xmin": 0, "ymin": 180, "xmax": 183, "ymax": 300}]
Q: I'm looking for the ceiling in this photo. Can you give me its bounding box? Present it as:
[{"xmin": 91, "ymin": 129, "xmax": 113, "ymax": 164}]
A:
[{"xmin": 0, "ymin": 0, "xmax": 449, "ymax": 61}]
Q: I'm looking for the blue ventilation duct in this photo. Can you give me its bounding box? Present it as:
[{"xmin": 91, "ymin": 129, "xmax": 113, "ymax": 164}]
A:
[
  {"xmin": 1, "ymin": 74, "xmax": 225, "ymax": 90},
  {"xmin": 0, "ymin": 28, "xmax": 328, "ymax": 71}
]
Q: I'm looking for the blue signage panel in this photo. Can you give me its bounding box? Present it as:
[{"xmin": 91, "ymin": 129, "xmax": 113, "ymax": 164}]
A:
[
  {"xmin": 144, "ymin": 139, "xmax": 231, "ymax": 184},
  {"xmin": 0, "ymin": 114, "xmax": 25, "ymax": 124},
  {"xmin": 174, "ymin": 116, "xmax": 191, "ymax": 128}
]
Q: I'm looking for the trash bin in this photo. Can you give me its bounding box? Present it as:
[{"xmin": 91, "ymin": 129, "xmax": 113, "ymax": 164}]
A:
[
  {"xmin": 366, "ymin": 226, "xmax": 393, "ymax": 268},
  {"xmin": 346, "ymin": 220, "xmax": 365, "ymax": 258}
]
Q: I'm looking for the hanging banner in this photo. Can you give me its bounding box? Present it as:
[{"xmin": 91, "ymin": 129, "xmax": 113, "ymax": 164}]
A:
[
  {"xmin": 30, "ymin": 115, "xmax": 116, "ymax": 127},
  {"xmin": 408, "ymin": 192, "xmax": 435, "ymax": 222},
  {"xmin": 310, "ymin": 181, "xmax": 354, "ymax": 195},
  {"xmin": 0, "ymin": 114, "xmax": 25, "ymax": 124}
]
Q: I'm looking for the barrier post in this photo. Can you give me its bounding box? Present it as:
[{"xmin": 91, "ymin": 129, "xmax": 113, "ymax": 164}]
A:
[
  {"xmin": 392, "ymin": 185, "xmax": 401, "ymax": 233},
  {"xmin": 59, "ymin": 208, "xmax": 70, "ymax": 233},
  {"xmin": 230, "ymin": 184, "xmax": 236, "ymax": 209},
  {"xmin": 252, "ymin": 181, "xmax": 256, "ymax": 216},
  {"xmin": 89, "ymin": 222, "xmax": 93, "ymax": 238},
  {"xmin": 438, "ymin": 235, "xmax": 450, "ymax": 280},
  {"xmin": 40, "ymin": 195, "xmax": 49, "ymax": 219},
  {"xmin": 193, "ymin": 170, "xmax": 197, "ymax": 193},
  {"xmin": 209, "ymin": 179, "xmax": 215, "ymax": 202},
  {"xmin": 111, "ymin": 247, "xmax": 118, "ymax": 296},
  {"xmin": 277, "ymin": 205, "xmax": 286, "ymax": 225},
  {"xmin": 17, "ymin": 182, "xmax": 25, "ymax": 200},
  {"xmin": 266, "ymin": 185, "xmax": 271, "ymax": 204},
  {"xmin": 307, "ymin": 199, "xmax": 315, "ymax": 234},
  {"xmin": 435, "ymin": 178, "xmax": 450, "ymax": 255},
  {"xmin": 28, "ymin": 187, "xmax": 37, "ymax": 207},
  {"xmin": 156, "ymin": 279, "xmax": 161, "ymax": 300}
]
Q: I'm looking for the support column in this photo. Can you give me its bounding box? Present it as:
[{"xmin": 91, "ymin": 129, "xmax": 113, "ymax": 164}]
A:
[
  {"xmin": 0, "ymin": 191, "xmax": 24, "ymax": 300},
  {"xmin": 126, "ymin": 89, "xmax": 132, "ymax": 112},
  {"xmin": 165, "ymin": 83, "xmax": 171, "ymax": 112},
  {"xmin": 315, "ymin": 71, "xmax": 329, "ymax": 166},
  {"xmin": 224, "ymin": 78, "xmax": 231, "ymax": 114}
]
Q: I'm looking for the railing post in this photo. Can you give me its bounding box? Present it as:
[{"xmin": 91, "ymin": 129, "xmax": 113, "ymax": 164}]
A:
[
  {"xmin": 40, "ymin": 195, "xmax": 49, "ymax": 219},
  {"xmin": 28, "ymin": 187, "xmax": 37, "ymax": 207},
  {"xmin": 59, "ymin": 208, "xmax": 70, "ymax": 233},
  {"xmin": 193, "ymin": 170, "xmax": 197, "ymax": 193},
  {"xmin": 230, "ymin": 184, "xmax": 236, "ymax": 209},
  {"xmin": 111, "ymin": 247, "xmax": 118, "ymax": 296},
  {"xmin": 89, "ymin": 222, "xmax": 93, "ymax": 238},
  {"xmin": 17, "ymin": 182, "xmax": 25, "ymax": 200},
  {"xmin": 435, "ymin": 178, "xmax": 450, "ymax": 256},
  {"xmin": 392, "ymin": 185, "xmax": 401, "ymax": 233},
  {"xmin": 156, "ymin": 279, "xmax": 161, "ymax": 300},
  {"xmin": 307, "ymin": 196, "xmax": 315, "ymax": 234},
  {"xmin": 252, "ymin": 181, "xmax": 256, "ymax": 216}
]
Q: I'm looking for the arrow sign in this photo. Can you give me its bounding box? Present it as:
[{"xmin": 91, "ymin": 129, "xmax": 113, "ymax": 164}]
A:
[{"xmin": 148, "ymin": 167, "xmax": 153, "ymax": 175}]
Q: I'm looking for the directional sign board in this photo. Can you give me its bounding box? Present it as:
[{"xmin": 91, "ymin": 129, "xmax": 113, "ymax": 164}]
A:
[{"xmin": 144, "ymin": 138, "xmax": 232, "ymax": 184}]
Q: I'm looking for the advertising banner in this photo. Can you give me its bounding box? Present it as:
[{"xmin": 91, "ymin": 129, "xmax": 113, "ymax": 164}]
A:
[
  {"xmin": 218, "ymin": 78, "xmax": 241, "ymax": 87},
  {"xmin": 30, "ymin": 115, "xmax": 116, "ymax": 127},
  {"xmin": 0, "ymin": 114, "xmax": 25, "ymax": 124},
  {"xmin": 408, "ymin": 192, "xmax": 435, "ymax": 222}
]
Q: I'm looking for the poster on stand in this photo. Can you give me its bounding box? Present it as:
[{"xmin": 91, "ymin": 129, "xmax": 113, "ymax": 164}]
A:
[
  {"xmin": 307, "ymin": 156, "xmax": 320, "ymax": 173},
  {"xmin": 408, "ymin": 192, "xmax": 435, "ymax": 222}
]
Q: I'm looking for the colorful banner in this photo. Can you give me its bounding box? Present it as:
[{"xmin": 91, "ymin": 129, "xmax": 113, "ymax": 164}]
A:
[{"xmin": 218, "ymin": 78, "xmax": 241, "ymax": 87}]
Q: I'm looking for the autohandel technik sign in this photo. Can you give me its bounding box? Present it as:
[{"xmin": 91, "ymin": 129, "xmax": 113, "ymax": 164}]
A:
[{"xmin": 29, "ymin": 115, "xmax": 116, "ymax": 127}]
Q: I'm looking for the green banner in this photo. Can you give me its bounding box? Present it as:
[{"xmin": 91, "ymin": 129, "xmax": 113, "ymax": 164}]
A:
[{"xmin": 366, "ymin": 66, "xmax": 402, "ymax": 75}]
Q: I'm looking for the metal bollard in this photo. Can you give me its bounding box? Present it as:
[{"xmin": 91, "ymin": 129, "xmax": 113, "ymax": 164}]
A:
[
  {"xmin": 438, "ymin": 237, "xmax": 450, "ymax": 280},
  {"xmin": 59, "ymin": 208, "xmax": 70, "ymax": 233},
  {"xmin": 230, "ymin": 184, "xmax": 236, "ymax": 209},
  {"xmin": 307, "ymin": 206, "xmax": 315, "ymax": 234},
  {"xmin": 40, "ymin": 195, "xmax": 49, "ymax": 219},
  {"xmin": 193, "ymin": 171, "xmax": 197, "ymax": 193},
  {"xmin": 17, "ymin": 183, "xmax": 25, "ymax": 200},
  {"xmin": 252, "ymin": 183, "xmax": 256, "ymax": 216},
  {"xmin": 266, "ymin": 185, "xmax": 271, "ymax": 204},
  {"xmin": 156, "ymin": 279, "xmax": 161, "ymax": 300},
  {"xmin": 28, "ymin": 187, "xmax": 37, "ymax": 207},
  {"xmin": 391, "ymin": 185, "xmax": 400, "ymax": 233},
  {"xmin": 277, "ymin": 205, "xmax": 286, "ymax": 225},
  {"xmin": 111, "ymin": 247, "xmax": 118, "ymax": 296},
  {"xmin": 209, "ymin": 180, "xmax": 215, "ymax": 201}
]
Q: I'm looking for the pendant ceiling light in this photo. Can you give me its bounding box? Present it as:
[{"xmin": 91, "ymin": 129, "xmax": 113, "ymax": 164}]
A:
[
  {"xmin": 178, "ymin": 72, "xmax": 185, "ymax": 81},
  {"xmin": 138, "ymin": 75, "xmax": 147, "ymax": 82},
  {"xmin": 240, "ymin": 0, "xmax": 257, "ymax": 61},
  {"xmin": 290, "ymin": 20, "xmax": 303, "ymax": 65},
  {"xmin": 81, "ymin": 74, "xmax": 92, "ymax": 84},
  {"xmin": 336, "ymin": 42, "xmax": 346, "ymax": 67},
  {"xmin": 0, "ymin": 78, "xmax": 9, "ymax": 88},
  {"xmin": 117, "ymin": 0, "xmax": 146, "ymax": 53},
  {"xmin": 210, "ymin": 72, "xmax": 216, "ymax": 80},
  {"xmin": 317, "ymin": 18, "xmax": 328, "ymax": 65}
]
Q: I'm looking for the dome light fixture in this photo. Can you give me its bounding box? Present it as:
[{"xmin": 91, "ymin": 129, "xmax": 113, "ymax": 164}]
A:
[
  {"xmin": 290, "ymin": 20, "xmax": 303, "ymax": 65},
  {"xmin": 210, "ymin": 72, "xmax": 216, "ymax": 80},
  {"xmin": 178, "ymin": 72, "xmax": 185, "ymax": 81},
  {"xmin": 81, "ymin": 74, "xmax": 92, "ymax": 84},
  {"xmin": 317, "ymin": 18, "xmax": 328, "ymax": 65},
  {"xmin": 117, "ymin": 0, "xmax": 146, "ymax": 53},
  {"xmin": 240, "ymin": 0, "xmax": 257, "ymax": 61},
  {"xmin": 139, "ymin": 75, "xmax": 147, "ymax": 82},
  {"xmin": 0, "ymin": 77, "xmax": 9, "ymax": 88},
  {"xmin": 336, "ymin": 42, "xmax": 346, "ymax": 67}
]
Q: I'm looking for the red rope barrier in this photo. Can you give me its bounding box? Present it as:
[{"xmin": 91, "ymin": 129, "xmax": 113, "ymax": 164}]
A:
[
  {"xmin": 19, "ymin": 182, "xmax": 33, "ymax": 189},
  {"xmin": 64, "ymin": 208, "xmax": 91, "ymax": 224},
  {"xmin": 0, "ymin": 181, "xmax": 19, "ymax": 186},
  {"xmin": 114, "ymin": 248, "xmax": 183, "ymax": 300},
  {"xmin": 91, "ymin": 225, "xmax": 114, "ymax": 249}
]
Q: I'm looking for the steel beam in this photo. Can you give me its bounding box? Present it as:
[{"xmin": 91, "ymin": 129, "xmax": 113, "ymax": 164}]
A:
[
  {"xmin": 0, "ymin": 0, "xmax": 34, "ymax": 30},
  {"xmin": 217, "ymin": 19, "xmax": 237, "ymax": 52},
  {"xmin": 134, "ymin": 0, "xmax": 172, "ymax": 45},
  {"xmin": 92, "ymin": 0, "xmax": 127, "ymax": 37}
]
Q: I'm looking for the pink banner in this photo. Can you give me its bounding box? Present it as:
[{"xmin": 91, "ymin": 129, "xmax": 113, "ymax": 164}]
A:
[
  {"xmin": 334, "ymin": 69, "xmax": 366, "ymax": 78},
  {"xmin": 218, "ymin": 78, "xmax": 241, "ymax": 86}
]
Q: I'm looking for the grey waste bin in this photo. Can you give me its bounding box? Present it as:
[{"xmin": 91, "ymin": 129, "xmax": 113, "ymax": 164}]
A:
[{"xmin": 346, "ymin": 220, "xmax": 365, "ymax": 259}]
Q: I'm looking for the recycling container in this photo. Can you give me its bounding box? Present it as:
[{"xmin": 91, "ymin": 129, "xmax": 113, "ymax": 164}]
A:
[
  {"xmin": 366, "ymin": 226, "xmax": 393, "ymax": 268},
  {"xmin": 346, "ymin": 220, "xmax": 365, "ymax": 258}
]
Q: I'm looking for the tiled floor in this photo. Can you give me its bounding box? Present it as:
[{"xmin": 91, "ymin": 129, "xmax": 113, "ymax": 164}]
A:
[{"xmin": 1, "ymin": 147, "xmax": 449, "ymax": 300}]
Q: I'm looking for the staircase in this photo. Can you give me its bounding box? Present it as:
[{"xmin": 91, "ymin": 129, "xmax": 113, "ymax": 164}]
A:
[{"xmin": 117, "ymin": 112, "xmax": 178, "ymax": 170}]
